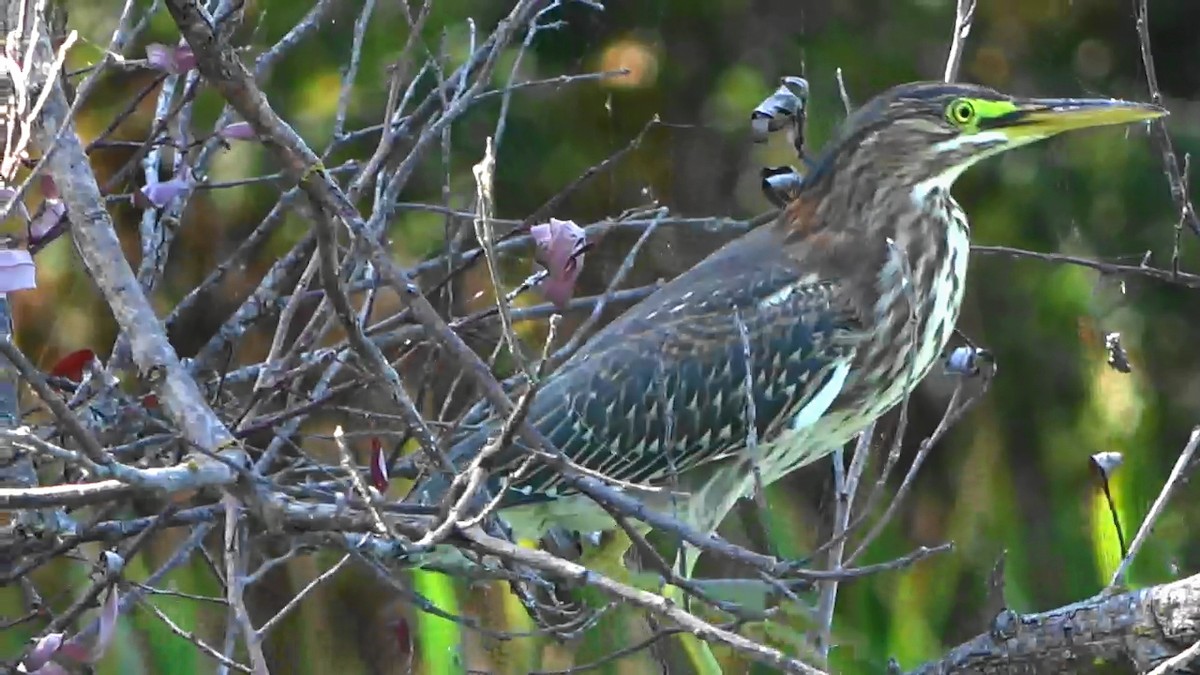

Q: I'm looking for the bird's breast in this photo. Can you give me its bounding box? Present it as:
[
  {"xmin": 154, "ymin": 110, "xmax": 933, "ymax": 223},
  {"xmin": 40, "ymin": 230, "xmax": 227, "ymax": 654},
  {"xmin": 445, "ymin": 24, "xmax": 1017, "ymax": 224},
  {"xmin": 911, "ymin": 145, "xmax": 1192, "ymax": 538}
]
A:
[
  {"xmin": 861, "ymin": 190, "xmax": 970, "ymax": 415},
  {"xmin": 822, "ymin": 189, "xmax": 971, "ymax": 435},
  {"xmin": 734, "ymin": 191, "xmax": 972, "ymax": 485}
]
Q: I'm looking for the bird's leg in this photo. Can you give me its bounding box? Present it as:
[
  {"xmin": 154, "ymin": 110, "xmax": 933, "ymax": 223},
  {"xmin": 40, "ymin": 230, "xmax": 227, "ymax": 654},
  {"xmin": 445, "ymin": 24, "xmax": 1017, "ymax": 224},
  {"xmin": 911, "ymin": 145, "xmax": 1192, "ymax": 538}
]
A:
[
  {"xmin": 666, "ymin": 546, "xmax": 725, "ymax": 675},
  {"xmin": 579, "ymin": 533, "xmax": 724, "ymax": 674}
]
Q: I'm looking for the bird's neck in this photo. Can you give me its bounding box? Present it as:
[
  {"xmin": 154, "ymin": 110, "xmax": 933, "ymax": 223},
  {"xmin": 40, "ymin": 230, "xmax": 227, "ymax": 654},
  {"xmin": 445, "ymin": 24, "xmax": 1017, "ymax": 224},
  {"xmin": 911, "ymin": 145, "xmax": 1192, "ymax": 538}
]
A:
[
  {"xmin": 862, "ymin": 183, "xmax": 970, "ymax": 402},
  {"xmin": 872, "ymin": 184, "xmax": 964, "ymax": 306}
]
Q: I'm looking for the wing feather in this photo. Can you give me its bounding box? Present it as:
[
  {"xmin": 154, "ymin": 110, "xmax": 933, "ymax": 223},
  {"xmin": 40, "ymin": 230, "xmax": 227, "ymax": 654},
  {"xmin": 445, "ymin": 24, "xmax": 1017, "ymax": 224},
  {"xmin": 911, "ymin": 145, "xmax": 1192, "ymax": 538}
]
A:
[{"xmin": 415, "ymin": 225, "xmax": 866, "ymax": 508}]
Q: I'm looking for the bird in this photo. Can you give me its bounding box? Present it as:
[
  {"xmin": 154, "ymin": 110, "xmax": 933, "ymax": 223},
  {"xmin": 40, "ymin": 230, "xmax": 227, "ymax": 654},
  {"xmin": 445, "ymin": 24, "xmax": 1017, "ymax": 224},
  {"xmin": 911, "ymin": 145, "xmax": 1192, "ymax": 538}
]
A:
[{"xmin": 406, "ymin": 81, "xmax": 1164, "ymax": 611}]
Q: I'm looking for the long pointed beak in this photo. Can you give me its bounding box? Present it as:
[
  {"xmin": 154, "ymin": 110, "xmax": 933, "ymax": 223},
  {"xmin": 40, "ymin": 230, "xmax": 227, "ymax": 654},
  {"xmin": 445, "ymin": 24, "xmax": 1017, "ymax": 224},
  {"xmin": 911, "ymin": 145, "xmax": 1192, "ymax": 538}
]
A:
[{"xmin": 989, "ymin": 97, "xmax": 1167, "ymax": 139}]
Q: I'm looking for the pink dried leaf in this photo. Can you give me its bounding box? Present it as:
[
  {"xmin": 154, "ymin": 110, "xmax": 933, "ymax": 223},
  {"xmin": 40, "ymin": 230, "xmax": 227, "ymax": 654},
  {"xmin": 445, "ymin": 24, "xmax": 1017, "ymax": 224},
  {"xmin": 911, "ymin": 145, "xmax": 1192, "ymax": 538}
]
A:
[
  {"xmin": 530, "ymin": 218, "xmax": 587, "ymax": 309},
  {"xmin": 29, "ymin": 199, "xmax": 65, "ymax": 242},
  {"xmin": 139, "ymin": 170, "xmax": 193, "ymax": 209},
  {"xmin": 0, "ymin": 249, "xmax": 35, "ymax": 292},
  {"xmin": 56, "ymin": 585, "xmax": 119, "ymax": 666},
  {"xmin": 23, "ymin": 632, "xmax": 64, "ymax": 670},
  {"xmin": 24, "ymin": 663, "xmax": 70, "ymax": 675},
  {"xmin": 144, "ymin": 43, "xmax": 173, "ymax": 71},
  {"xmin": 138, "ymin": 178, "xmax": 184, "ymax": 207},
  {"xmin": 54, "ymin": 639, "xmax": 89, "ymax": 663},
  {"xmin": 39, "ymin": 174, "xmax": 59, "ymax": 199},
  {"xmin": 89, "ymin": 586, "xmax": 119, "ymax": 662},
  {"xmin": 219, "ymin": 121, "xmax": 257, "ymax": 141},
  {"xmin": 145, "ymin": 43, "xmax": 195, "ymax": 74},
  {"xmin": 173, "ymin": 44, "xmax": 197, "ymax": 73}
]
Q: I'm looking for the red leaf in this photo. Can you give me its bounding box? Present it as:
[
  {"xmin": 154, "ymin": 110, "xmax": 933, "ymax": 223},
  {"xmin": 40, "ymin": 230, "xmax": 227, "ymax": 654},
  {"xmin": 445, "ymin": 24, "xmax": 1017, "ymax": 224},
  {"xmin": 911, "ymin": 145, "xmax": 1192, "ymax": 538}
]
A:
[
  {"xmin": 369, "ymin": 437, "xmax": 389, "ymax": 492},
  {"xmin": 391, "ymin": 617, "xmax": 412, "ymax": 657},
  {"xmin": 50, "ymin": 349, "xmax": 96, "ymax": 381}
]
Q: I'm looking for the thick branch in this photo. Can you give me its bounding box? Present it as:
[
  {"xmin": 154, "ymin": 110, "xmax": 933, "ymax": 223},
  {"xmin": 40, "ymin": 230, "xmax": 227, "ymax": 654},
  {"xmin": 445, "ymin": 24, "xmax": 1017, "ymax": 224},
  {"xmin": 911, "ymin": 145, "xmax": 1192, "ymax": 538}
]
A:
[
  {"xmin": 29, "ymin": 4, "xmax": 241, "ymax": 471},
  {"xmin": 910, "ymin": 573, "xmax": 1200, "ymax": 674}
]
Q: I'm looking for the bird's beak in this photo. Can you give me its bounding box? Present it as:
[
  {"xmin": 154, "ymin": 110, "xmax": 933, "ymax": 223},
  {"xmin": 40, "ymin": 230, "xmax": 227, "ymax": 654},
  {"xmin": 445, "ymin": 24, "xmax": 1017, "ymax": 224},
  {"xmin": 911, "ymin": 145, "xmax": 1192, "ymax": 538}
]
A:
[{"xmin": 992, "ymin": 97, "xmax": 1168, "ymax": 140}]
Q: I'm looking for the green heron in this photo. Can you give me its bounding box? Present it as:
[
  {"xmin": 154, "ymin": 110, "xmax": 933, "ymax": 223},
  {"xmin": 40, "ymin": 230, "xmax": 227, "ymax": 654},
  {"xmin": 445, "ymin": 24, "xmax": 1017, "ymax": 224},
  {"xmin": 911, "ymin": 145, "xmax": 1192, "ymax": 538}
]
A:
[{"xmin": 408, "ymin": 80, "xmax": 1163, "ymax": 606}]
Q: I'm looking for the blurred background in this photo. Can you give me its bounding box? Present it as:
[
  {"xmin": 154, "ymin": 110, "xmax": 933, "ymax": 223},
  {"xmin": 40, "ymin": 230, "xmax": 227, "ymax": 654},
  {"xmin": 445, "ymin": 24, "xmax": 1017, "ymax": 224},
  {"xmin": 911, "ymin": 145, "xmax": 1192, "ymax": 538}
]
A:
[{"xmin": 4, "ymin": 0, "xmax": 1200, "ymax": 672}]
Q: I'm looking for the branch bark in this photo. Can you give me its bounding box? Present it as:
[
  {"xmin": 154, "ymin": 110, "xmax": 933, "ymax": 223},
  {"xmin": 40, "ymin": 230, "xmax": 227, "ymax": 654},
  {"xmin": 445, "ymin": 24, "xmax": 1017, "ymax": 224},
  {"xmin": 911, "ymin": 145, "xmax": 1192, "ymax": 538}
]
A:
[
  {"xmin": 910, "ymin": 573, "xmax": 1200, "ymax": 674},
  {"xmin": 0, "ymin": 0, "xmax": 36, "ymax": 578},
  {"xmin": 28, "ymin": 0, "xmax": 243, "ymax": 480}
]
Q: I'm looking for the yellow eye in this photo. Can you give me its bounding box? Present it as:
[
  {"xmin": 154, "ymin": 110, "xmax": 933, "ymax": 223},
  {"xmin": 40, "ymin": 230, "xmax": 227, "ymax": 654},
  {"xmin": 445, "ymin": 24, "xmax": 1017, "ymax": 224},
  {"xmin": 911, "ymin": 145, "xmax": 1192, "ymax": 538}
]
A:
[{"xmin": 948, "ymin": 99, "xmax": 975, "ymax": 125}]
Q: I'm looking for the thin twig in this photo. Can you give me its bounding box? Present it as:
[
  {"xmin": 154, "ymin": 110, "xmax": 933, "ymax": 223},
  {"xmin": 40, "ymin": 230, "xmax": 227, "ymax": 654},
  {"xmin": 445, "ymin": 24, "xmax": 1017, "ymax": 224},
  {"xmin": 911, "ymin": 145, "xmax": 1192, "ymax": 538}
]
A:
[
  {"xmin": 256, "ymin": 554, "xmax": 350, "ymax": 638},
  {"xmin": 1109, "ymin": 426, "xmax": 1200, "ymax": 588},
  {"xmin": 222, "ymin": 494, "xmax": 268, "ymax": 675},
  {"xmin": 1132, "ymin": 0, "xmax": 1200, "ymax": 238},
  {"xmin": 335, "ymin": 426, "xmax": 391, "ymax": 537},
  {"xmin": 139, "ymin": 598, "xmax": 253, "ymax": 673},
  {"xmin": 942, "ymin": 0, "xmax": 976, "ymax": 84},
  {"xmin": 471, "ymin": 135, "xmax": 528, "ymax": 374},
  {"xmin": 461, "ymin": 526, "xmax": 829, "ymax": 675},
  {"xmin": 813, "ymin": 423, "xmax": 873, "ymax": 662}
]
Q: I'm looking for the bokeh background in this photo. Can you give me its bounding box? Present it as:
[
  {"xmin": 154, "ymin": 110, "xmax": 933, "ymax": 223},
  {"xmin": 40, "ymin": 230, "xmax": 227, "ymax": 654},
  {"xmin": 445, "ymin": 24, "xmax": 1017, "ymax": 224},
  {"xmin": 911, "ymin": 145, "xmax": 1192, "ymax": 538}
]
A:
[{"xmin": 4, "ymin": 0, "xmax": 1200, "ymax": 673}]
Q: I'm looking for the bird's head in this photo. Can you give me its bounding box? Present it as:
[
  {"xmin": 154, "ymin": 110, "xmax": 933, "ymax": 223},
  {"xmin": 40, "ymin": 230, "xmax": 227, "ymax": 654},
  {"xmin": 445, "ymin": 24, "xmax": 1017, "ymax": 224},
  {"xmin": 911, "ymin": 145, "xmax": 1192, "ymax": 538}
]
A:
[{"xmin": 809, "ymin": 81, "xmax": 1167, "ymax": 196}]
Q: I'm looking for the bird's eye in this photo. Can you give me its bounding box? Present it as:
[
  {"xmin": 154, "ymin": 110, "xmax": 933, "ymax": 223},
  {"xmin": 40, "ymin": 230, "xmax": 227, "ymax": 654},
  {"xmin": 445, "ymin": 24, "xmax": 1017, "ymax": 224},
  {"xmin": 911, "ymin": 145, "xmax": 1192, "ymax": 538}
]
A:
[{"xmin": 948, "ymin": 99, "xmax": 976, "ymax": 125}]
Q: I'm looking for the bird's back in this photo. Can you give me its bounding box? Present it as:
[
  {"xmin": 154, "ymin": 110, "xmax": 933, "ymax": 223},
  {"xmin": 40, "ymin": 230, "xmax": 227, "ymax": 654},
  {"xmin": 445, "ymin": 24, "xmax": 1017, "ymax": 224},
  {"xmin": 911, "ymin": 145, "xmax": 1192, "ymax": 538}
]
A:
[{"xmin": 418, "ymin": 222, "xmax": 868, "ymax": 518}]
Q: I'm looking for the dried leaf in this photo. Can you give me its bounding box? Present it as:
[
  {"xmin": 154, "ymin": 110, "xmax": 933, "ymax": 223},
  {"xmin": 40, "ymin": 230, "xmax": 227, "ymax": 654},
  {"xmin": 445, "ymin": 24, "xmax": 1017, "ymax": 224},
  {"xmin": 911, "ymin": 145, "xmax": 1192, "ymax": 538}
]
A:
[
  {"xmin": 53, "ymin": 638, "xmax": 88, "ymax": 663},
  {"xmin": 39, "ymin": 175, "xmax": 59, "ymax": 199},
  {"xmin": 88, "ymin": 586, "xmax": 119, "ymax": 662},
  {"xmin": 369, "ymin": 437, "xmax": 389, "ymax": 492},
  {"xmin": 392, "ymin": 616, "xmax": 412, "ymax": 658},
  {"xmin": 173, "ymin": 45, "xmax": 197, "ymax": 73},
  {"xmin": 218, "ymin": 121, "xmax": 257, "ymax": 141},
  {"xmin": 944, "ymin": 345, "xmax": 993, "ymax": 377},
  {"xmin": 29, "ymin": 199, "xmax": 65, "ymax": 243},
  {"xmin": 1104, "ymin": 332, "xmax": 1132, "ymax": 373},
  {"xmin": 22, "ymin": 632, "xmax": 64, "ymax": 670},
  {"xmin": 50, "ymin": 586, "xmax": 120, "ymax": 666},
  {"xmin": 1090, "ymin": 451, "xmax": 1124, "ymax": 480},
  {"xmin": 761, "ymin": 166, "xmax": 804, "ymax": 207},
  {"xmin": 145, "ymin": 43, "xmax": 196, "ymax": 74},
  {"xmin": 25, "ymin": 662, "xmax": 70, "ymax": 675},
  {"xmin": 530, "ymin": 218, "xmax": 587, "ymax": 309},
  {"xmin": 750, "ymin": 75, "xmax": 810, "ymax": 151},
  {"xmin": 0, "ymin": 249, "xmax": 36, "ymax": 292},
  {"xmin": 50, "ymin": 349, "xmax": 96, "ymax": 381},
  {"xmin": 139, "ymin": 168, "xmax": 193, "ymax": 209},
  {"xmin": 101, "ymin": 550, "xmax": 125, "ymax": 575}
]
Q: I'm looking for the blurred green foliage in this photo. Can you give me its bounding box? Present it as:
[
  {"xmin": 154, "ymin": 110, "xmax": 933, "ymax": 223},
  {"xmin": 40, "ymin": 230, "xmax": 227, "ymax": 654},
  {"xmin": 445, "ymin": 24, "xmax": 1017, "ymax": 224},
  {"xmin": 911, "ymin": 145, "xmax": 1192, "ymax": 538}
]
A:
[{"xmin": 4, "ymin": 0, "xmax": 1200, "ymax": 673}]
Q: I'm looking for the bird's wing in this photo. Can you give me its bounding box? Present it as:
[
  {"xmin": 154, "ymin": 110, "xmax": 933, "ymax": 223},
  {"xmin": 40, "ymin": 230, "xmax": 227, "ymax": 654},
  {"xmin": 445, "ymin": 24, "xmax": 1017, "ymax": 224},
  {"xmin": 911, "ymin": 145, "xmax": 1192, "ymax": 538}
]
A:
[{"xmin": 421, "ymin": 224, "xmax": 866, "ymax": 506}]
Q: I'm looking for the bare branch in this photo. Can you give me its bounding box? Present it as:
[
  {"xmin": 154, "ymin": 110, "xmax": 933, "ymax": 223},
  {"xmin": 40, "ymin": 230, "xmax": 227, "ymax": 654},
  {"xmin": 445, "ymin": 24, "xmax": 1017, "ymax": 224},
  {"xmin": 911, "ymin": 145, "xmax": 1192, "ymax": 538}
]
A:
[{"xmin": 909, "ymin": 572, "xmax": 1200, "ymax": 674}]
